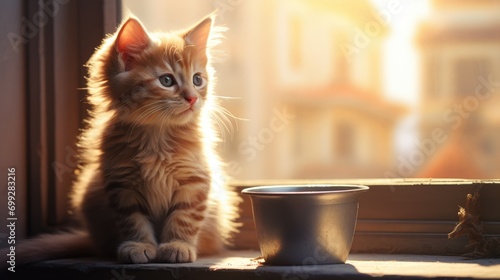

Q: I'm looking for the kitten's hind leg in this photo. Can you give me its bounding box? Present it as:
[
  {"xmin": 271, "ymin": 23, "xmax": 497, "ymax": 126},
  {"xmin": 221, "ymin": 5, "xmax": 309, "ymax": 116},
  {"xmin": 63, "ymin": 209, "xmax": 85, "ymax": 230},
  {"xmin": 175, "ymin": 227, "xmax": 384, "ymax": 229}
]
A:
[{"xmin": 82, "ymin": 185, "xmax": 120, "ymax": 258}]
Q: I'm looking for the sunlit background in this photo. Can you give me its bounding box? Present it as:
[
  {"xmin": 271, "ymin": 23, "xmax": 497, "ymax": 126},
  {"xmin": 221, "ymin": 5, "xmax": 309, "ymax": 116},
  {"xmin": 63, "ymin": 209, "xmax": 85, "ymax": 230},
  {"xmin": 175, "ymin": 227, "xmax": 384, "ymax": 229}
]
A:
[{"xmin": 123, "ymin": 0, "xmax": 500, "ymax": 180}]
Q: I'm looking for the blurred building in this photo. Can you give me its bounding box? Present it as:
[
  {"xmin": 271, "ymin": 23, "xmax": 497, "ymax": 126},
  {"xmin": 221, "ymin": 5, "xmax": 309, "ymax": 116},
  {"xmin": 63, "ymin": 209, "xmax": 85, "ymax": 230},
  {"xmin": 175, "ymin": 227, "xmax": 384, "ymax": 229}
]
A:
[
  {"xmin": 216, "ymin": 0, "xmax": 407, "ymax": 179},
  {"xmin": 286, "ymin": 85, "xmax": 406, "ymax": 179},
  {"xmin": 416, "ymin": 0, "xmax": 500, "ymax": 178},
  {"xmin": 124, "ymin": 0, "xmax": 408, "ymax": 180}
]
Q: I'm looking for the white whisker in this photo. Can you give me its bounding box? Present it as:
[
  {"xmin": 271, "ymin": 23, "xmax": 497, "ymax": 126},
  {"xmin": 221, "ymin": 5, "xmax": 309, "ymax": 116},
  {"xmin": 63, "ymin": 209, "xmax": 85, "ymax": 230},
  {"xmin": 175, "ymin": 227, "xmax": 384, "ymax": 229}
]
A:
[
  {"xmin": 126, "ymin": 103, "xmax": 167, "ymax": 141},
  {"xmin": 212, "ymin": 95, "xmax": 242, "ymax": 100}
]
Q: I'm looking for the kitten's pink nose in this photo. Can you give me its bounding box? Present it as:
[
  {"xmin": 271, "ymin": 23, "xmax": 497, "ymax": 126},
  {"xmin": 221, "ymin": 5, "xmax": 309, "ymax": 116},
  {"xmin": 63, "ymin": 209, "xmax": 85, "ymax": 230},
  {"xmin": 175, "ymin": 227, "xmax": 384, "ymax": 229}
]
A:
[{"xmin": 184, "ymin": 95, "xmax": 198, "ymax": 106}]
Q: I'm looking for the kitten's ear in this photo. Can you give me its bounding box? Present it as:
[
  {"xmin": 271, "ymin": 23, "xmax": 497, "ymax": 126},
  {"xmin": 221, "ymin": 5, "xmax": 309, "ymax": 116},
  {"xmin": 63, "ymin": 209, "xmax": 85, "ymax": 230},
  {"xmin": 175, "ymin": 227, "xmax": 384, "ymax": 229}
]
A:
[
  {"xmin": 184, "ymin": 16, "xmax": 213, "ymax": 56},
  {"xmin": 115, "ymin": 17, "xmax": 150, "ymax": 69}
]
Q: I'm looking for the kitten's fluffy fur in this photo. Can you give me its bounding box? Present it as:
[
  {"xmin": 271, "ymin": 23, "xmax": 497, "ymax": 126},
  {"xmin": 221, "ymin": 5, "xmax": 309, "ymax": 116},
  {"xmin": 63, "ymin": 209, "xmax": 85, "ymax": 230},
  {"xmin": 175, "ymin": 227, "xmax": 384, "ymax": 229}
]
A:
[{"xmin": 2, "ymin": 15, "xmax": 238, "ymax": 265}]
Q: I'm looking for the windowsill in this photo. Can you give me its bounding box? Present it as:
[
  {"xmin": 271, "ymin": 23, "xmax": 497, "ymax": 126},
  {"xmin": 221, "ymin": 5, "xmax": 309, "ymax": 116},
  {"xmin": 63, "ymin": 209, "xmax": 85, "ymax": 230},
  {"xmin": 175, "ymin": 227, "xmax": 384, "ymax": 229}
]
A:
[
  {"xmin": 231, "ymin": 179, "xmax": 500, "ymax": 255},
  {"xmin": 7, "ymin": 251, "xmax": 500, "ymax": 279}
]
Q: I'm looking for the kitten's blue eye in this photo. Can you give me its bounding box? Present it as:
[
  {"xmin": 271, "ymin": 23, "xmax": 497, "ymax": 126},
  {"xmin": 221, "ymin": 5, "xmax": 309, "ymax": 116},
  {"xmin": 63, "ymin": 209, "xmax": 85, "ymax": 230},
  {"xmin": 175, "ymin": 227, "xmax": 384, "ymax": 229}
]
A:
[
  {"xmin": 159, "ymin": 74, "xmax": 176, "ymax": 87},
  {"xmin": 193, "ymin": 73, "xmax": 203, "ymax": 87}
]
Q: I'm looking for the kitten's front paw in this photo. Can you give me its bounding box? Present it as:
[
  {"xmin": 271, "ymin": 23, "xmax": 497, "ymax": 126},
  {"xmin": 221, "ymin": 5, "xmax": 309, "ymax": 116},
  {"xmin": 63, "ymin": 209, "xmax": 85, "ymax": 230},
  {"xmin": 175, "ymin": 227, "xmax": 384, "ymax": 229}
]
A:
[
  {"xmin": 117, "ymin": 241, "xmax": 157, "ymax": 264},
  {"xmin": 157, "ymin": 240, "xmax": 197, "ymax": 263}
]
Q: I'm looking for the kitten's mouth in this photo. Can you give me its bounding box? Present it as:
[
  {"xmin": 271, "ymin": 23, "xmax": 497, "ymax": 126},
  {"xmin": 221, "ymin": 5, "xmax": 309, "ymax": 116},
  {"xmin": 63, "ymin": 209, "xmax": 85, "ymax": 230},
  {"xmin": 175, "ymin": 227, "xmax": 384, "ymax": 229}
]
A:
[
  {"xmin": 179, "ymin": 106, "xmax": 197, "ymax": 117},
  {"xmin": 182, "ymin": 107, "xmax": 194, "ymax": 113},
  {"xmin": 186, "ymin": 103, "xmax": 200, "ymax": 111},
  {"xmin": 173, "ymin": 107, "xmax": 199, "ymax": 125}
]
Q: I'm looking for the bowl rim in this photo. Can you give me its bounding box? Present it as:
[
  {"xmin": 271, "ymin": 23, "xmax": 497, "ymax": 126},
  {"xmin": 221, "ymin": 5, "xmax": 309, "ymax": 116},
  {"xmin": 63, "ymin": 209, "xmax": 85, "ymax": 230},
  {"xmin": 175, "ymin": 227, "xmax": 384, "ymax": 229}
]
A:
[{"xmin": 241, "ymin": 184, "xmax": 369, "ymax": 196}]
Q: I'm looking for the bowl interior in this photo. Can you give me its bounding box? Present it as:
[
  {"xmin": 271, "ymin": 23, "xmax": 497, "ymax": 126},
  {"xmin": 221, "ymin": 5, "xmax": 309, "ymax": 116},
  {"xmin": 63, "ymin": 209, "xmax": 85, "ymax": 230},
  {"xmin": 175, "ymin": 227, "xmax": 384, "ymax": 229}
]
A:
[{"xmin": 241, "ymin": 184, "xmax": 369, "ymax": 195}]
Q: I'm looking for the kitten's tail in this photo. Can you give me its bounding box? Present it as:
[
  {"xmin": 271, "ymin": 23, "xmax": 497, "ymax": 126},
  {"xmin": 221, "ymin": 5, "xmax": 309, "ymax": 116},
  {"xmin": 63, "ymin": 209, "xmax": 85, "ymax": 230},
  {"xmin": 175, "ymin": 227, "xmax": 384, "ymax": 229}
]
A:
[{"xmin": 0, "ymin": 230, "xmax": 94, "ymax": 269}]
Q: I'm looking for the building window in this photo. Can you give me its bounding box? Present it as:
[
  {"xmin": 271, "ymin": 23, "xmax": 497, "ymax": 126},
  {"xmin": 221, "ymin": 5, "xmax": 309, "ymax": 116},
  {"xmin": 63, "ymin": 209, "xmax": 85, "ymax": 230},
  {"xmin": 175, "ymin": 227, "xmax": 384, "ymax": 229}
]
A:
[
  {"xmin": 453, "ymin": 58, "xmax": 490, "ymax": 97},
  {"xmin": 335, "ymin": 122, "xmax": 355, "ymax": 160},
  {"xmin": 425, "ymin": 54, "xmax": 440, "ymax": 98}
]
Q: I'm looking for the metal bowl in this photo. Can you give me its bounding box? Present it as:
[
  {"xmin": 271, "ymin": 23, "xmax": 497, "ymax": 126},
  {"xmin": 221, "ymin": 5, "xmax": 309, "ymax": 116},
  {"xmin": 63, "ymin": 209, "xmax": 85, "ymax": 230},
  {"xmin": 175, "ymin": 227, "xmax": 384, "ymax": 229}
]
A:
[{"xmin": 241, "ymin": 184, "xmax": 369, "ymax": 265}]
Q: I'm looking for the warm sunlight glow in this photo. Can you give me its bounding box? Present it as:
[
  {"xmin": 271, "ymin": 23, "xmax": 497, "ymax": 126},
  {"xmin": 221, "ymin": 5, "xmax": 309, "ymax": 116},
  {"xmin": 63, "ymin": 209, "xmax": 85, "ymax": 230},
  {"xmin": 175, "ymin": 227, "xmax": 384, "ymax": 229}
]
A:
[
  {"xmin": 373, "ymin": 0, "xmax": 431, "ymax": 105},
  {"xmin": 124, "ymin": 0, "xmax": 500, "ymax": 180}
]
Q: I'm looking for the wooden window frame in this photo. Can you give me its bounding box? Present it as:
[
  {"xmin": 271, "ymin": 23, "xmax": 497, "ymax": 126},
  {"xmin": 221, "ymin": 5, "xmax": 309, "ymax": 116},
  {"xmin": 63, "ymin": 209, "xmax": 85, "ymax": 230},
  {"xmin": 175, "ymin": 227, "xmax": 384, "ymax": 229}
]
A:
[{"xmin": 25, "ymin": 0, "xmax": 121, "ymax": 234}]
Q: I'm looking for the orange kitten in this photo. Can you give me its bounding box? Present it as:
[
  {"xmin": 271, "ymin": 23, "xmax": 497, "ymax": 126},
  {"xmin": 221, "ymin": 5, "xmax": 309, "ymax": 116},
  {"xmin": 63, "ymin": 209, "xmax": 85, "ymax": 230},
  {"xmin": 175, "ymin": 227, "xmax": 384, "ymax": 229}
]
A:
[{"xmin": 1, "ymin": 15, "xmax": 239, "ymax": 266}]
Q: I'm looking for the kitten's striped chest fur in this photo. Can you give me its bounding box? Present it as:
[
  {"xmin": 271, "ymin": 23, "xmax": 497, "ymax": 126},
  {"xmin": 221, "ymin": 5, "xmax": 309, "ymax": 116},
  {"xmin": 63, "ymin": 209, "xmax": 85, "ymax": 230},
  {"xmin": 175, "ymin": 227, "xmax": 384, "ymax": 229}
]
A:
[{"xmin": 102, "ymin": 122, "xmax": 210, "ymax": 218}]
